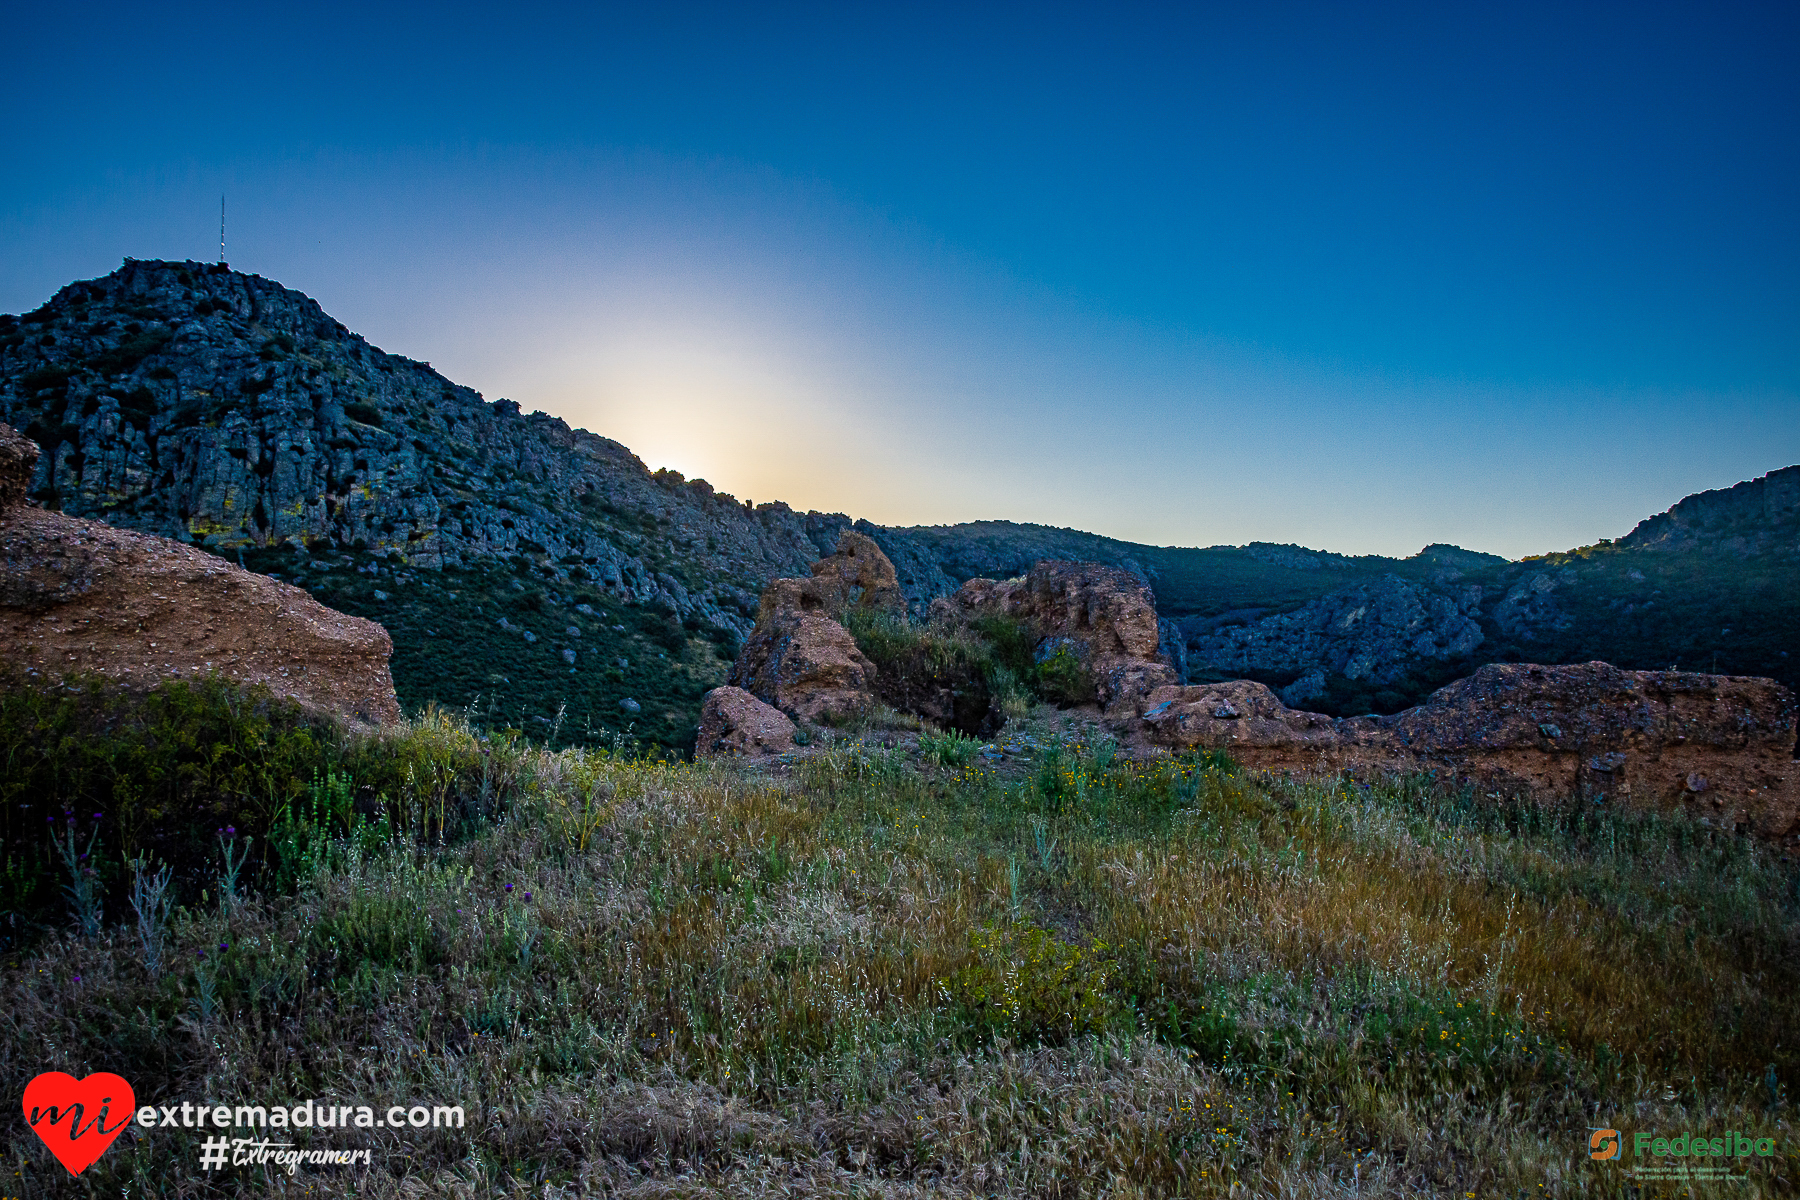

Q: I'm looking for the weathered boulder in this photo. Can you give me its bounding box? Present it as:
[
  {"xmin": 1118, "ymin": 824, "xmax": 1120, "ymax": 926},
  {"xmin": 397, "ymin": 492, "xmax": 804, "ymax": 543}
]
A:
[
  {"xmin": 935, "ymin": 560, "xmax": 1178, "ymax": 713},
  {"xmin": 0, "ymin": 423, "xmax": 402, "ymax": 725},
  {"xmin": 729, "ymin": 608, "xmax": 878, "ymax": 724},
  {"xmin": 696, "ymin": 686, "xmax": 797, "ymax": 758},
  {"xmin": 756, "ymin": 529, "xmax": 906, "ymax": 621},
  {"xmin": 1134, "ymin": 661, "xmax": 1798, "ymax": 839},
  {"xmin": 728, "ymin": 530, "xmax": 895, "ymax": 722},
  {"xmin": 1135, "ymin": 679, "xmax": 1343, "ymax": 755},
  {"xmin": 807, "ymin": 529, "xmax": 905, "ymax": 614}
]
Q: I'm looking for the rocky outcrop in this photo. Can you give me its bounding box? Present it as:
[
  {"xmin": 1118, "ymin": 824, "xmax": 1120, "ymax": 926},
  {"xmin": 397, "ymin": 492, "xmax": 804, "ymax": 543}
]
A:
[
  {"xmin": 1491, "ymin": 572, "xmax": 1570, "ymax": 639},
  {"xmin": 727, "ymin": 531, "xmax": 889, "ymax": 723},
  {"xmin": 1621, "ymin": 464, "xmax": 1800, "ymax": 554},
  {"xmin": 729, "ymin": 610, "xmax": 877, "ymax": 724},
  {"xmin": 1133, "ymin": 661, "xmax": 1798, "ymax": 840},
  {"xmin": 696, "ymin": 686, "xmax": 796, "ymax": 758},
  {"xmin": 757, "ymin": 530, "xmax": 906, "ymax": 620},
  {"xmin": 935, "ymin": 560, "xmax": 1179, "ymax": 714},
  {"xmin": 0, "ymin": 424, "xmax": 401, "ymax": 724}
]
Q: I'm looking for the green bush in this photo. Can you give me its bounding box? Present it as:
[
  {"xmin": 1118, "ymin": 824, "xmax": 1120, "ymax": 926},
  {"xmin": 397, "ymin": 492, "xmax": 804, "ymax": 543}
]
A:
[
  {"xmin": 969, "ymin": 614, "xmax": 1038, "ymax": 678},
  {"xmin": 1030, "ymin": 643, "xmax": 1094, "ymax": 706},
  {"xmin": 842, "ymin": 609, "xmax": 999, "ymax": 735},
  {"xmin": 0, "ymin": 672, "xmax": 333, "ymax": 940},
  {"xmin": 919, "ymin": 727, "xmax": 983, "ymax": 767},
  {"xmin": 0, "ymin": 673, "xmax": 529, "ymax": 945}
]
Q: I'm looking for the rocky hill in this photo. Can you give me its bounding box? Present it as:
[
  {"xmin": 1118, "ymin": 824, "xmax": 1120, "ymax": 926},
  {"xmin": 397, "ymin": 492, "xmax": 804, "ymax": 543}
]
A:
[
  {"xmin": 0, "ymin": 260, "xmax": 903, "ymax": 749},
  {"xmin": 2, "ymin": 259, "xmax": 1793, "ymax": 744},
  {"xmin": 1162, "ymin": 469, "xmax": 1798, "ymax": 716}
]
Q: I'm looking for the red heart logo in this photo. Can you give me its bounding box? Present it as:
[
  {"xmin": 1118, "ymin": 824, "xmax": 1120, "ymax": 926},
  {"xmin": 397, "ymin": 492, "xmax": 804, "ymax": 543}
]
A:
[{"xmin": 23, "ymin": 1072, "xmax": 136, "ymax": 1176}]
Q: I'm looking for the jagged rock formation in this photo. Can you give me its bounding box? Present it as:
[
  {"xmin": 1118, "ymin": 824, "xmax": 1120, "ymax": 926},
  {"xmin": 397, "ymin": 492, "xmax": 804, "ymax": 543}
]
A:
[
  {"xmin": 726, "ymin": 612, "xmax": 878, "ymax": 724},
  {"xmin": 1620, "ymin": 464, "xmax": 1800, "ymax": 554},
  {"xmin": 0, "ymin": 424, "xmax": 400, "ymax": 724},
  {"xmin": 726, "ymin": 531, "xmax": 886, "ymax": 723},
  {"xmin": 1491, "ymin": 571, "xmax": 1570, "ymax": 639},
  {"xmin": 696, "ymin": 686, "xmax": 797, "ymax": 758},
  {"xmin": 756, "ymin": 530, "xmax": 905, "ymax": 619},
  {"xmin": 1133, "ymin": 662, "xmax": 1798, "ymax": 840}
]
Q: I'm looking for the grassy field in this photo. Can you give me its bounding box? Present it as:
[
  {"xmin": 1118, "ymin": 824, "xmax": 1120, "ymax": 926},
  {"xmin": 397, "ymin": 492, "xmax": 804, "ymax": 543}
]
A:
[{"xmin": 4, "ymin": 701, "xmax": 1797, "ymax": 1197}]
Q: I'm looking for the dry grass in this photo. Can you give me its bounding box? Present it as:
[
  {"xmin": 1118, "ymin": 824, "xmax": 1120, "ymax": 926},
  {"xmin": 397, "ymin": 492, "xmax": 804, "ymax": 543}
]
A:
[{"xmin": 3, "ymin": 718, "xmax": 1796, "ymax": 1197}]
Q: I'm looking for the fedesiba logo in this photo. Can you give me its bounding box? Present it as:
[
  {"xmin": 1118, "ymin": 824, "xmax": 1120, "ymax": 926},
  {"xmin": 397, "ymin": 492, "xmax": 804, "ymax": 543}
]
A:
[{"xmin": 1590, "ymin": 1128, "xmax": 1622, "ymax": 1160}]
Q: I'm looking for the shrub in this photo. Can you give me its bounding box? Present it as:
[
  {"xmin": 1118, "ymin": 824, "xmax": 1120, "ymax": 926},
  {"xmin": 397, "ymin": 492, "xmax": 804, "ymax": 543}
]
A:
[
  {"xmin": 969, "ymin": 614, "xmax": 1038, "ymax": 678},
  {"xmin": 919, "ymin": 727, "xmax": 983, "ymax": 767},
  {"xmin": 0, "ymin": 672, "xmax": 333, "ymax": 940},
  {"xmin": 988, "ymin": 664, "xmax": 1033, "ymax": 721},
  {"xmin": 842, "ymin": 609, "xmax": 999, "ymax": 735},
  {"xmin": 1031, "ymin": 643, "xmax": 1094, "ymax": 706}
]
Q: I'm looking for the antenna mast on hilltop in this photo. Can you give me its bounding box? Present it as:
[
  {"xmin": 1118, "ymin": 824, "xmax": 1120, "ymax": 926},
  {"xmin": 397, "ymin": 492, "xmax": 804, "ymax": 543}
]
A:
[{"xmin": 219, "ymin": 194, "xmax": 226, "ymax": 264}]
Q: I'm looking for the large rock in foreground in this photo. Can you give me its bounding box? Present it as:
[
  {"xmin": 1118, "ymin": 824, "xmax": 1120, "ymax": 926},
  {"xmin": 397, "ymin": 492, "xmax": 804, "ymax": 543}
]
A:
[
  {"xmin": 1134, "ymin": 661, "xmax": 1798, "ymax": 839},
  {"xmin": 696, "ymin": 686, "xmax": 797, "ymax": 759},
  {"xmin": 0, "ymin": 423, "xmax": 401, "ymax": 725}
]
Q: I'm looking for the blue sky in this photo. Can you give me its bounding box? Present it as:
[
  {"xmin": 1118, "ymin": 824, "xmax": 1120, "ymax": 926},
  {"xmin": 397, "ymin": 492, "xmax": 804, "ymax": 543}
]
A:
[{"xmin": 4, "ymin": 2, "xmax": 1795, "ymax": 557}]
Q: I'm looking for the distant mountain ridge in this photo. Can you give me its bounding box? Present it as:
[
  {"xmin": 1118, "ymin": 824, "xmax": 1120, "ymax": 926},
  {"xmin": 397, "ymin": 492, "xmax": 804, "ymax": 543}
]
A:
[{"xmin": 2, "ymin": 259, "xmax": 1793, "ymax": 741}]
